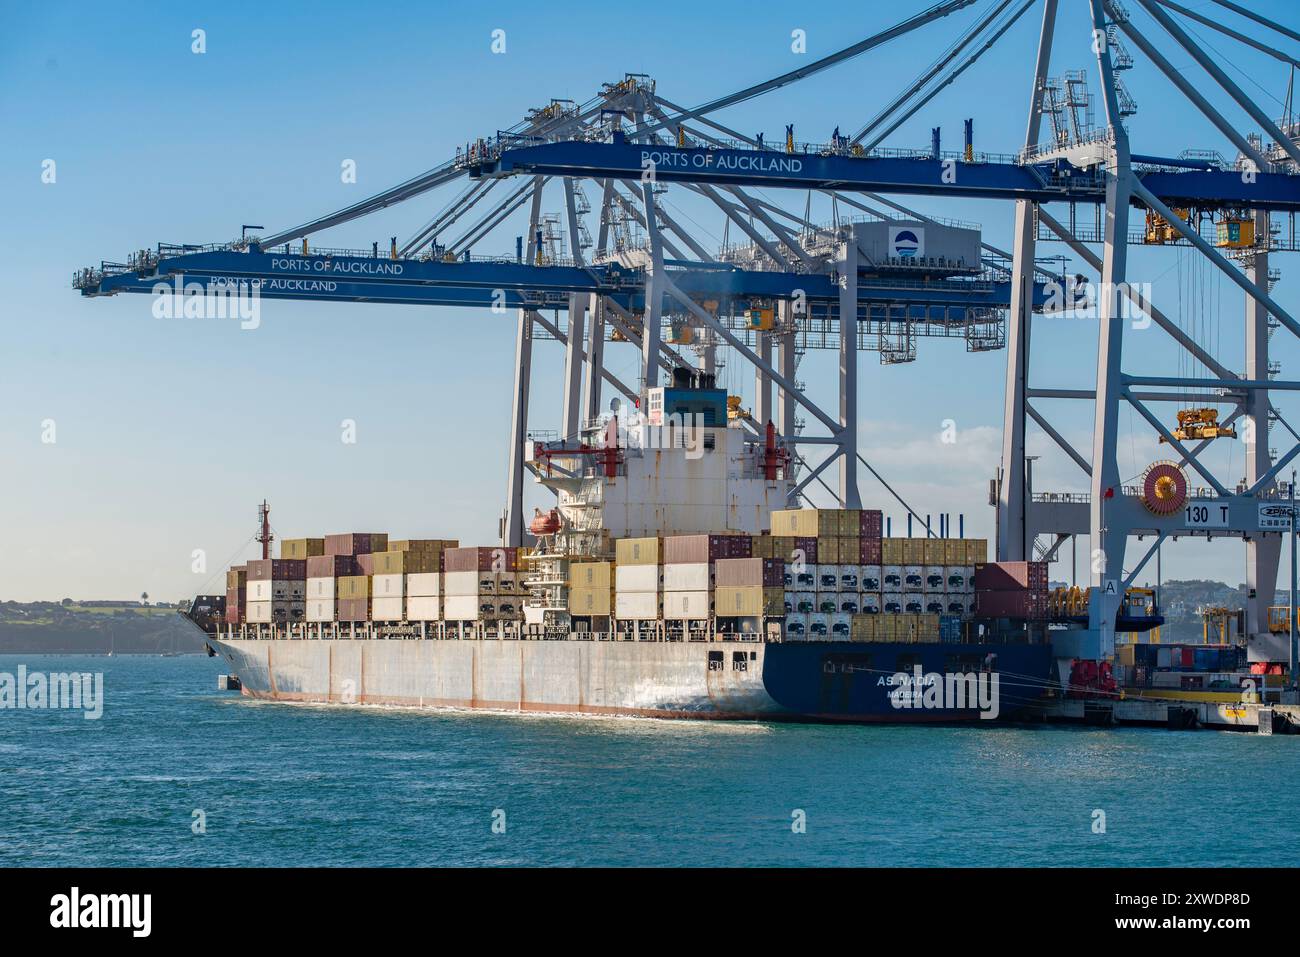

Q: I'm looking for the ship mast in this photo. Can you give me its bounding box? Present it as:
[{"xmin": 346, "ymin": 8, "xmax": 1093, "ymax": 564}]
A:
[{"xmin": 257, "ymin": 500, "xmax": 273, "ymax": 560}]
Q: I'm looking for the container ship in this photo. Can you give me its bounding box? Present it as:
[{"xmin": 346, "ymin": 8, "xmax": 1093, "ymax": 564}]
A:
[{"xmin": 183, "ymin": 376, "xmax": 1059, "ymax": 723}]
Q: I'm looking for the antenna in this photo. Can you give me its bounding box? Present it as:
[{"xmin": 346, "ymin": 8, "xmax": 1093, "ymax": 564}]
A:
[{"xmin": 257, "ymin": 500, "xmax": 273, "ymax": 560}]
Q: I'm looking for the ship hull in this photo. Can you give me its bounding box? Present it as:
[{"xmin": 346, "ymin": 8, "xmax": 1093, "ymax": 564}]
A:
[{"xmin": 212, "ymin": 637, "xmax": 1053, "ymax": 723}]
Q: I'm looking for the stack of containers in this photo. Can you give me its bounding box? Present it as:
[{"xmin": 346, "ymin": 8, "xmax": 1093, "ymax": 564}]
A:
[
  {"xmin": 569, "ymin": 561, "xmax": 613, "ymax": 618},
  {"xmin": 973, "ymin": 560, "xmax": 1048, "ymax": 619},
  {"xmin": 306, "ymin": 554, "xmax": 358, "ymax": 622},
  {"xmin": 281, "ymin": 538, "xmax": 325, "ymax": 560},
  {"xmin": 443, "ymin": 546, "xmax": 520, "ymax": 622},
  {"xmin": 245, "ymin": 558, "xmax": 306, "ymax": 624},
  {"xmin": 324, "ymin": 532, "xmax": 388, "ymax": 557},
  {"xmin": 715, "ymin": 557, "xmax": 784, "ymax": 633},
  {"xmin": 371, "ymin": 544, "xmax": 445, "ymax": 622},
  {"xmin": 225, "ymin": 565, "xmax": 247, "ymax": 625},
  {"xmin": 336, "ymin": 572, "xmax": 372, "ymax": 622},
  {"xmin": 663, "ymin": 534, "xmax": 749, "ymax": 620},
  {"xmin": 770, "ymin": 509, "xmax": 884, "ymax": 639},
  {"xmin": 614, "ymin": 537, "xmax": 662, "ymax": 621}
]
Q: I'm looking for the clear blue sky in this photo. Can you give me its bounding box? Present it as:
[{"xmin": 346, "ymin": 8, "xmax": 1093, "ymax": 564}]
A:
[{"xmin": 3, "ymin": 0, "xmax": 1299, "ymax": 601}]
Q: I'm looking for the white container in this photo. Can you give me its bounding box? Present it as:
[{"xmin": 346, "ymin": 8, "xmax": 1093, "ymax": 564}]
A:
[
  {"xmin": 831, "ymin": 613, "xmax": 853, "ymax": 639},
  {"xmin": 814, "ymin": 592, "xmax": 838, "ymax": 614},
  {"xmin": 246, "ymin": 599, "xmax": 304, "ymax": 624},
  {"xmin": 476, "ymin": 572, "xmax": 498, "ymax": 594},
  {"xmin": 860, "ymin": 593, "xmax": 882, "ymax": 614},
  {"xmin": 495, "ymin": 596, "xmax": 522, "ymax": 618},
  {"xmin": 793, "ymin": 567, "xmax": 816, "ymax": 589},
  {"xmin": 372, "ymin": 596, "xmax": 404, "ymax": 621},
  {"xmin": 904, "ymin": 594, "xmax": 924, "ymax": 614},
  {"xmin": 792, "ymin": 591, "xmax": 816, "ymax": 613},
  {"xmin": 248, "ymin": 580, "xmax": 272, "ymax": 602},
  {"xmin": 306, "ymin": 598, "xmax": 335, "ymax": 622},
  {"xmin": 964, "ymin": 597, "xmax": 977, "ymax": 617},
  {"xmin": 307, "ymin": 576, "xmax": 335, "ymax": 600},
  {"xmin": 923, "ymin": 566, "xmax": 945, "ymax": 590},
  {"xmin": 616, "ymin": 564, "xmax": 661, "ymax": 592},
  {"xmin": 807, "ymin": 613, "xmax": 830, "ymax": 638},
  {"xmin": 444, "ymin": 594, "xmax": 485, "ymax": 621},
  {"xmin": 664, "ymin": 590, "xmax": 710, "ymax": 619},
  {"xmin": 837, "ymin": 594, "xmax": 860, "ymax": 614},
  {"xmin": 498, "ymin": 572, "xmax": 520, "ymax": 595},
  {"xmin": 945, "ymin": 566, "xmax": 974, "ymax": 593},
  {"xmin": 406, "ymin": 596, "xmax": 440, "ymax": 621},
  {"xmin": 860, "ymin": 565, "xmax": 882, "ymax": 591},
  {"xmin": 882, "ymin": 592, "xmax": 905, "ymax": 613},
  {"xmin": 663, "ymin": 563, "xmax": 710, "ymax": 592},
  {"xmin": 922, "ymin": 592, "xmax": 946, "ymax": 614},
  {"xmin": 616, "ymin": 591, "xmax": 661, "ymax": 619},
  {"xmin": 944, "ymin": 595, "xmax": 967, "ymax": 616},
  {"xmin": 406, "ymin": 572, "xmax": 440, "ymax": 598},
  {"xmin": 784, "ymin": 613, "xmax": 809, "ymax": 640},
  {"xmin": 815, "ymin": 565, "xmax": 838, "ymax": 591},
  {"xmin": 903, "ymin": 566, "xmax": 924, "ymax": 592},
  {"xmin": 373, "ymin": 573, "xmax": 404, "ymax": 598},
  {"xmin": 838, "ymin": 564, "xmax": 859, "ymax": 592},
  {"xmin": 444, "ymin": 571, "xmax": 480, "ymax": 597},
  {"xmin": 883, "ymin": 565, "xmax": 904, "ymax": 590}
]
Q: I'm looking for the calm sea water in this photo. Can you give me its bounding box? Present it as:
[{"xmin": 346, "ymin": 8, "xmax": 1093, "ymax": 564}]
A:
[{"xmin": 2, "ymin": 654, "xmax": 1297, "ymax": 867}]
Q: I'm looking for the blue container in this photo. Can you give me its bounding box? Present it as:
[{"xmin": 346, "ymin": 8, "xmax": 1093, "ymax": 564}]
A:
[{"xmin": 939, "ymin": 615, "xmax": 962, "ymax": 643}]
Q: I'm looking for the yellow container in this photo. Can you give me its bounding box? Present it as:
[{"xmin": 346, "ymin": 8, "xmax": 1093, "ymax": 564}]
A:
[
  {"xmin": 923, "ymin": 539, "xmax": 945, "ymax": 565},
  {"xmin": 567, "ymin": 585, "xmax": 611, "ymax": 616},
  {"xmin": 837, "ymin": 510, "xmax": 861, "ymax": 536},
  {"xmin": 817, "ymin": 537, "xmax": 840, "ymax": 564},
  {"xmin": 903, "ymin": 539, "xmax": 926, "ymax": 565},
  {"xmin": 771, "ymin": 509, "xmax": 843, "ymax": 537},
  {"xmin": 389, "ymin": 539, "xmax": 457, "ymax": 553},
  {"xmin": 771, "ymin": 536, "xmax": 797, "ymax": 561},
  {"xmin": 372, "ymin": 550, "xmax": 440, "ymax": 575},
  {"xmin": 943, "ymin": 539, "xmax": 965, "ymax": 565},
  {"xmin": 750, "ymin": 535, "xmax": 775, "ymax": 559},
  {"xmin": 715, "ymin": 585, "xmax": 784, "ymax": 617},
  {"xmin": 850, "ymin": 614, "xmax": 876, "ymax": 641},
  {"xmin": 882, "ymin": 539, "xmax": 905, "ymax": 564},
  {"xmin": 917, "ymin": 613, "xmax": 940, "ymax": 642},
  {"xmin": 337, "ymin": 575, "xmax": 371, "ymax": 599},
  {"xmin": 964, "ymin": 539, "xmax": 989, "ymax": 564},
  {"xmin": 570, "ymin": 561, "xmax": 612, "ymax": 589},
  {"xmin": 281, "ymin": 538, "xmax": 325, "ymax": 560},
  {"xmin": 615, "ymin": 537, "xmax": 660, "ymax": 566}
]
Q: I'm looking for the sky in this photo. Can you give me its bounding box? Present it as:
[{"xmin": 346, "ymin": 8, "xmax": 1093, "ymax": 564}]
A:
[{"xmin": 3, "ymin": 0, "xmax": 1300, "ymax": 601}]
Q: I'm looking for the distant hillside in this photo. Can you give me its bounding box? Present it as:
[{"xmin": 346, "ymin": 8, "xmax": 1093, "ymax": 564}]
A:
[{"xmin": 0, "ymin": 601, "xmax": 206, "ymax": 654}]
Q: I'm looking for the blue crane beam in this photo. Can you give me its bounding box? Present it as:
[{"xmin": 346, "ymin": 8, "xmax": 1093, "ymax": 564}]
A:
[
  {"xmin": 76, "ymin": 247, "xmax": 1061, "ymax": 310},
  {"xmin": 470, "ymin": 139, "xmax": 1300, "ymax": 212}
]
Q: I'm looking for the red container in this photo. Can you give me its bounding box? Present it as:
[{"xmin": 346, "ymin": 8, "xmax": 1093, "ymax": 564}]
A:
[
  {"xmin": 859, "ymin": 538, "xmax": 883, "ymax": 564},
  {"xmin": 662, "ymin": 534, "xmax": 752, "ymax": 565},
  {"xmin": 859, "ymin": 510, "xmax": 883, "ymax": 538},
  {"xmin": 246, "ymin": 559, "xmax": 307, "ymax": 581},
  {"xmin": 715, "ymin": 558, "xmax": 785, "ymax": 587},
  {"xmin": 356, "ymin": 553, "xmax": 375, "ymax": 575},
  {"xmin": 224, "ymin": 587, "xmax": 245, "ymax": 624},
  {"xmin": 324, "ymin": 533, "xmax": 389, "ymax": 557},
  {"xmin": 306, "ymin": 554, "xmax": 359, "ymax": 578},
  {"xmin": 444, "ymin": 546, "xmax": 518, "ymax": 573},
  {"xmin": 336, "ymin": 598, "xmax": 371, "ymax": 622},
  {"xmin": 973, "ymin": 561, "xmax": 1048, "ymax": 592},
  {"xmin": 975, "ymin": 590, "xmax": 1048, "ymax": 619},
  {"xmin": 793, "ymin": 536, "xmax": 818, "ymax": 564}
]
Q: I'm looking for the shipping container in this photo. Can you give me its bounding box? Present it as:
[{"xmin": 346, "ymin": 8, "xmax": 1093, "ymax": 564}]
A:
[
  {"xmin": 355, "ymin": 554, "xmax": 376, "ymax": 576},
  {"xmin": 770, "ymin": 508, "xmax": 841, "ymax": 537},
  {"xmin": 443, "ymin": 595, "xmax": 487, "ymax": 621},
  {"xmin": 816, "ymin": 537, "xmax": 841, "ymax": 564},
  {"xmin": 784, "ymin": 613, "xmax": 808, "ymax": 640},
  {"xmin": 923, "ymin": 592, "xmax": 946, "ymax": 615},
  {"xmin": 337, "ymin": 575, "xmax": 371, "ymax": 600},
  {"xmin": 406, "ymin": 572, "xmax": 441, "ymax": 597},
  {"xmin": 881, "ymin": 539, "xmax": 905, "ymax": 565},
  {"xmin": 663, "ymin": 590, "xmax": 711, "ymax": 619},
  {"xmin": 306, "ymin": 554, "xmax": 359, "ymax": 579},
  {"xmin": 663, "ymin": 533, "xmax": 750, "ymax": 564},
  {"xmin": 372, "ymin": 596, "xmax": 404, "ymax": 621},
  {"xmin": 372, "ymin": 549, "xmax": 440, "ymax": 575},
  {"xmin": 922, "ymin": 539, "xmax": 945, "ymax": 565},
  {"xmin": 615, "ymin": 591, "xmax": 661, "ymax": 620},
  {"xmin": 792, "ymin": 591, "xmax": 816, "ymax": 613},
  {"xmin": 569, "ymin": 585, "xmax": 612, "ymax": 616},
  {"xmin": 883, "ymin": 565, "xmax": 904, "ymax": 590},
  {"xmin": 944, "ymin": 567, "xmax": 972, "ymax": 592},
  {"xmin": 924, "ymin": 566, "xmax": 945, "ymax": 590},
  {"xmin": 224, "ymin": 587, "xmax": 245, "ymax": 624},
  {"xmin": 942, "ymin": 539, "xmax": 965, "ymax": 565},
  {"xmin": 830, "ymin": 612, "xmax": 852, "ymax": 639},
  {"xmin": 792, "ymin": 536, "xmax": 818, "ymax": 564},
  {"xmin": 336, "ymin": 597, "xmax": 371, "ymax": 622},
  {"xmin": 373, "ymin": 573, "xmax": 405, "ymax": 597},
  {"xmin": 964, "ymin": 539, "xmax": 989, "ymax": 565},
  {"xmin": 280, "ymin": 538, "xmax": 325, "ymax": 560},
  {"xmin": 246, "ymin": 558, "xmax": 308, "ymax": 581},
  {"xmin": 225, "ymin": 566, "xmax": 247, "ymax": 589},
  {"xmin": 246, "ymin": 600, "xmax": 305, "ymax": 624},
  {"xmin": 406, "ymin": 596, "xmax": 440, "ymax": 621},
  {"xmin": 615, "ymin": 536, "xmax": 661, "ymax": 565},
  {"xmin": 306, "ymin": 598, "xmax": 335, "ymax": 622},
  {"xmin": 860, "ymin": 509, "xmax": 884, "ymax": 538},
  {"xmin": 388, "ymin": 538, "xmax": 457, "ymax": 553},
  {"xmin": 904, "ymin": 595, "xmax": 924, "ymax": 614},
  {"xmin": 715, "ymin": 557, "xmax": 784, "ymax": 588},
  {"xmin": 974, "ymin": 590, "xmax": 1048, "ymax": 619},
  {"xmin": 939, "ymin": 615, "xmax": 963, "ymax": 643},
  {"xmin": 570, "ymin": 561, "xmax": 612, "ymax": 589},
  {"xmin": 858, "ymin": 538, "xmax": 883, "ymax": 565},
  {"xmin": 860, "ymin": 565, "xmax": 882, "ymax": 591},
  {"xmin": 838, "ymin": 595, "xmax": 859, "ymax": 614},
  {"xmin": 248, "ymin": 579, "xmax": 305, "ymax": 602},
  {"xmin": 307, "ymin": 577, "xmax": 335, "ymax": 600},
  {"xmin": 444, "ymin": 546, "xmax": 518, "ymax": 573},
  {"xmin": 860, "ymin": 592, "xmax": 882, "ymax": 614},
  {"xmin": 715, "ymin": 585, "xmax": 784, "ymax": 617},
  {"xmin": 324, "ymin": 533, "xmax": 388, "ymax": 557},
  {"xmin": 749, "ymin": 534, "xmax": 776, "ymax": 559},
  {"xmin": 443, "ymin": 570, "xmax": 480, "ymax": 597},
  {"xmin": 902, "ymin": 539, "xmax": 926, "ymax": 565},
  {"xmin": 663, "ymin": 562, "xmax": 711, "ymax": 592},
  {"xmin": 615, "ymin": 564, "xmax": 661, "ymax": 593},
  {"xmin": 807, "ymin": 613, "xmax": 830, "ymax": 638},
  {"xmin": 838, "ymin": 564, "xmax": 859, "ymax": 591},
  {"xmin": 903, "ymin": 566, "xmax": 924, "ymax": 592},
  {"xmin": 973, "ymin": 561, "xmax": 1048, "ymax": 592}
]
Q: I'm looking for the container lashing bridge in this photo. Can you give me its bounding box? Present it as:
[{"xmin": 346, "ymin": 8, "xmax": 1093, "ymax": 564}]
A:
[{"xmin": 73, "ymin": 0, "xmax": 1300, "ymax": 669}]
